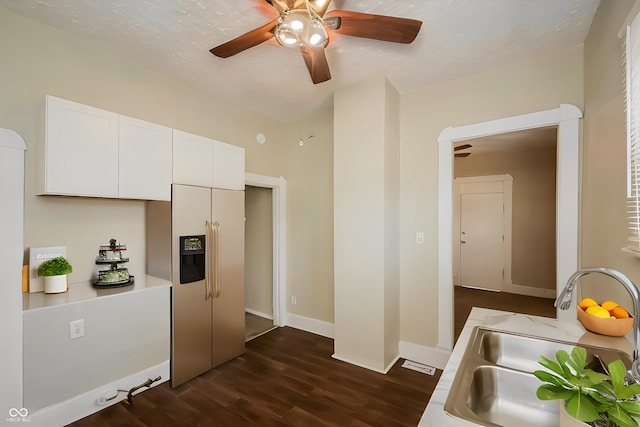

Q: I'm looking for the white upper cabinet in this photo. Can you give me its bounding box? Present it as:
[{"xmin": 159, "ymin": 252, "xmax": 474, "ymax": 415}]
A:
[
  {"xmin": 213, "ymin": 140, "xmax": 245, "ymax": 190},
  {"xmin": 119, "ymin": 115, "xmax": 172, "ymax": 201},
  {"xmin": 173, "ymin": 130, "xmax": 245, "ymax": 190},
  {"xmin": 39, "ymin": 96, "xmax": 246, "ymax": 199},
  {"xmin": 172, "ymin": 129, "xmax": 215, "ymax": 187},
  {"xmin": 38, "ymin": 95, "xmax": 119, "ymax": 197},
  {"xmin": 39, "ymin": 96, "xmax": 172, "ymax": 201}
]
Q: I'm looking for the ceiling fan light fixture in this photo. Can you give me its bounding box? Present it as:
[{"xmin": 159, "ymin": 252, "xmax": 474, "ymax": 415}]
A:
[
  {"xmin": 306, "ymin": 20, "xmax": 328, "ymax": 47},
  {"xmin": 276, "ymin": 10, "xmax": 310, "ymax": 48},
  {"xmin": 276, "ymin": 27, "xmax": 299, "ymax": 47},
  {"xmin": 276, "ymin": 9, "xmax": 327, "ymax": 49},
  {"xmin": 290, "ymin": 18, "xmax": 305, "ymax": 33}
]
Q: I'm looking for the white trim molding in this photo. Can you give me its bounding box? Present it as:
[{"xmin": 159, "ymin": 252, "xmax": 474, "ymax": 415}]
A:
[
  {"xmin": 26, "ymin": 361, "xmax": 169, "ymax": 427},
  {"xmin": 399, "ymin": 341, "xmax": 451, "ymax": 370},
  {"xmin": 283, "ymin": 315, "xmax": 452, "ymax": 372},
  {"xmin": 285, "ymin": 312, "xmax": 335, "ymax": 339},
  {"xmin": 437, "ymin": 104, "xmax": 582, "ymax": 351},
  {"xmin": 245, "ymin": 173, "xmax": 287, "ymax": 327}
]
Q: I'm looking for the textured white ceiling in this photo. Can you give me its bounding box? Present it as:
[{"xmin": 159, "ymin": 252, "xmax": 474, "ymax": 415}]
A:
[{"xmin": 0, "ymin": 0, "xmax": 600, "ymax": 123}]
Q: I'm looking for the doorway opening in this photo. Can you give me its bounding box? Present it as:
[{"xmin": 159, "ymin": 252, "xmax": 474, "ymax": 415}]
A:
[
  {"xmin": 437, "ymin": 105, "xmax": 582, "ymax": 351},
  {"xmin": 244, "ymin": 173, "xmax": 287, "ymax": 340},
  {"xmin": 245, "ymin": 185, "xmax": 277, "ymax": 341},
  {"xmin": 454, "ymin": 174, "xmax": 513, "ymax": 292}
]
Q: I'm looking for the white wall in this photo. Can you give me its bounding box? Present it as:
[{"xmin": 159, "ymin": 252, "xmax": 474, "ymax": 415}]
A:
[
  {"xmin": 399, "ymin": 46, "xmax": 584, "ymax": 348},
  {"xmin": 0, "ymin": 130, "xmax": 26, "ymax": 415},
  {"xmin": 0, "ymin": 7, "xmax": 289, "ymax": 422},
  {"xmin": 581, "ymin": 0, "xmax": 639, "ymax": 310},
  {"xmin": 245, "ymin": 185, "xmax": 273, "ymax": 316},
  {"xmin": 0, "ymin": 8, "xmax": 286, "ymax": 288},
  {"xmin": 281, "ymin": 109, "xmax": 335, "ymax": 324},
  {"xmin": 334, "ymin": 77, "xmax": 400, "ymax": 372},
  {"xmin": 23, "ymin": 286, "xmax": 169, "ymax": 412},
  {"xmin": 2, "ymin": 1, "xmax": 619, "ymax": 393},
  {"xmin": 455, "ymin": 144, "xmax": 557, "ymax": 292}
]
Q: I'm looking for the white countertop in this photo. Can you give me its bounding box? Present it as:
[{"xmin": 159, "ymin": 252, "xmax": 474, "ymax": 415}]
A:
[
  {"xmin": 22, "ymin": 274, "xmax": 172, "ymax": 311},
  {"xmin": 418, "ymin": 307, "xmax": 635, "ymax": 427}
]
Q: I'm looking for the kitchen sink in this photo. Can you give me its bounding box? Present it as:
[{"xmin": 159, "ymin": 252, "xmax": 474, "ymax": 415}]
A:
[
  {"xmin": 444, "ymin": 327, "xmax": 632, "ymax": 427},
  {"xmin": 467, "ymin": 366, "xmax": 559, "ymax": 427}
]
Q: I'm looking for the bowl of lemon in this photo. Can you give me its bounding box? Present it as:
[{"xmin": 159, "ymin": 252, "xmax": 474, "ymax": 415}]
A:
[{"xmin": 576, "ymin": 297, "xmax": 633, "ymax": 337}]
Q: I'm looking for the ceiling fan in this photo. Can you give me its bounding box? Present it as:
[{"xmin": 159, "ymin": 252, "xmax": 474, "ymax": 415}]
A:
[
  {"xmin": 209, "ymin": 0, "xmax": 423, "ymax": 84},
  {"xmin": 454, "ymin": 143, "xmax": 472, "ymax": 158}
]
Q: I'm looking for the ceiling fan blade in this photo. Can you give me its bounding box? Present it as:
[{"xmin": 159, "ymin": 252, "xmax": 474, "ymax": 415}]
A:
[
  {"xmin": 210, "ymin": 19, "xmax": 278, "ymax": 58},
  {"xmin": 300, "ymin": 45, "xmax": 331, "ymax": 84},
  {"xmin": 455, "ymin": 152, "xmax": 471, "ymax": 158},
  {"xmin": 324, "ymin": 9, "xmax": 422, "ymax": 44},
  {"xmin": 454, "ymin": 144, "xmax": 473, "ymax": 152}
]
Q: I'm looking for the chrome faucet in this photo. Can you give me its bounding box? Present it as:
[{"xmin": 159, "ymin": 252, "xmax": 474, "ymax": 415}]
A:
[{"xmin": 555, "ymin": 267, "xmax": 640, "ymax": 383}]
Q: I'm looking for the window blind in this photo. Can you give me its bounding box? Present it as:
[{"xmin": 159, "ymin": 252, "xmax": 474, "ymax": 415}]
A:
[{"xmin": 627, "ymin": 12, "xmax": 640, "ymax": 252}]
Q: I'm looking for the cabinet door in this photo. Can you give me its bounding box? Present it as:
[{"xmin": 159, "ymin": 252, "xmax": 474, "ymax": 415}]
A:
[
  {"xmin": 172, "ymin": 129, "xmax": 214, "ymax": 187},
  {"xmin": 40, "ymin": 96, "xmax": 118, "ymax": 197},
  {"xmin": 212, "ymin": 140, "xmax": 245, "ymax": 190},
  {"xmin": 119, "ymin": 115, "xmax": 172, "ymax": 201}
]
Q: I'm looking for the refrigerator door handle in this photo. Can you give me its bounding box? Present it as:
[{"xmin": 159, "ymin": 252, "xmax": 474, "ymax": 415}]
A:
[
  {"xmin": 204, "ymin": 220, "xmax": 213, "ymax": 300},
  {"xmin": 213, "ymin": 220, "xmax": 222, "ymax": 299}
]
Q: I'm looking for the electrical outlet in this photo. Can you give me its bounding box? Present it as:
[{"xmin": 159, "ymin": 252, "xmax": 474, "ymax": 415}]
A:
[
  {"xmin": 70, "ymin": 319, "xmax": 85, "ymax": 339},
  {"xmin": 291, "ymin": 296, "xmax": 297, "ymax": 305}
]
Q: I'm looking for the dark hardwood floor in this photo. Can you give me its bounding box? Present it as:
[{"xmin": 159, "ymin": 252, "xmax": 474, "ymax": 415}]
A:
[
  {"xmin": 68, "ymin": 327, "xmax": 441, "ymax": 427},
  {"xmin": 68, "ymin": 287, "xmax": 556, "ymax": 427}
]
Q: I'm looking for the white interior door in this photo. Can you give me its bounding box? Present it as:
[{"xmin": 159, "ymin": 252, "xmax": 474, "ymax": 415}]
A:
[{"xmin": 460, "ymin": 192, "xmax": 504, "ymax": 291}]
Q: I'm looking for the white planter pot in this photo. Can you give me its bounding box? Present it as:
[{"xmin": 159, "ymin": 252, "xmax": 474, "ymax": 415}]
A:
[
  {"xmin": 560, "ymin": 403, "xmax": 591, "ymax": 427},
  {"xmin": 44, "ymin": 274, "xmax": 67, "ymax": 294}
]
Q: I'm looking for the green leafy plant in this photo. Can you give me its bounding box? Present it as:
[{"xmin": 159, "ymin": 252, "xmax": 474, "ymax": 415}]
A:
[
  {"xmin": 37, "ymin": 256, "xmax": 72, "ymax": 277},
  {"xmin": 535, "ymin": 346, "xmax": 640, "ymax": 427}
]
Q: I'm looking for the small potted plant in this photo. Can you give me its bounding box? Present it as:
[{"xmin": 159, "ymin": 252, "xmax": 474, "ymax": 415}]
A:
[
  {"xmin": 37, "ymin": 256, "xmax": 73, "ymax": 294},
  {"xmin": 535, "ymin": 346, "xmax": 640, "ymax": 427}
]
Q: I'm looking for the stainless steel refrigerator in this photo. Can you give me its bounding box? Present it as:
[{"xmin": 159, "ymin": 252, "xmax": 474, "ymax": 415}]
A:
[{"xmin": 170, "ymin": 184, "xmax": 245, "ymax": 387}]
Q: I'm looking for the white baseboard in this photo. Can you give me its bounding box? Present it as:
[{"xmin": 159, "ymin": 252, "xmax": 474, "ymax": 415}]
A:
[
  {"xmin": 245, "ymin": 307, "xmax": 273, "ymax": 320},
  {"xmin": 503, "ymin": 283, "xmax": 556, "ymax": 299},
  {"xmin": 399, "ymin": 341, "xmax": 451, "ymax": 370},
  {"xmin": 26, "ymin": 361, "xmax": 169, "ymax": 427},
  {"xmin": 331, "ymin": 353, "xmax": 400, "ymax": 374},
  {"xmin": 284, "ymin": 312, "xmax": 334, "ymax": 339},
  {"xmin": 284, "ymin": 312, "xmax": 451, "ymax": 373}
]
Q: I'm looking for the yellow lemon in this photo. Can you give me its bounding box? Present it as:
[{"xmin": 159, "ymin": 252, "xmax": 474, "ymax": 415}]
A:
[
  {"xmin": 578, "ymin": 297, "xmax": 598, "ymax": 310},
  {"xmin": 611, "ymin": 305, "xmax": 630, "ymax": 319},
  {"xmin": 601, "ymin": 300, "xmax": 619, "ymax": 312},
  {"xmin": 586, "ymin": 305, "xmax": 611, "ymax": 319}
]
